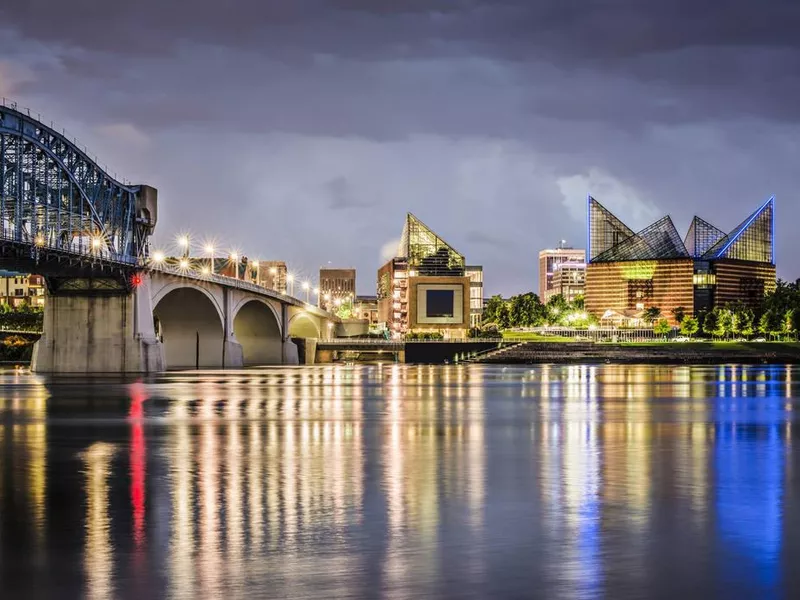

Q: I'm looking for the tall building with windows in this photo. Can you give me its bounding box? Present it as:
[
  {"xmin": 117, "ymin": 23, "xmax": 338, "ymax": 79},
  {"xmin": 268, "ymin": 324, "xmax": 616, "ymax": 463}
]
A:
[
  {"xmin": 465, "ymin": 266, "xmax": 484, "ymax": 328},
  {"xmin": 255, "ymin": 261, "xmax": 288, "ymax": 294},
  {"xmin": 377, "ymin": 213, "xmax": 472, "ymax": 339},
  {"xmin": 585, "ymin": 196, "xmax": 776, "ymax": 326},
  {"xmin": 319, "ymin": 268, "xmax": 356, "ymax": 312},
  {"xmin": 551, "ymin": 261, "xmax": 586, "ymax": 304},
  {"xmin": 538, "ymin": 243, "xmax": 585, "ymax": 303}
]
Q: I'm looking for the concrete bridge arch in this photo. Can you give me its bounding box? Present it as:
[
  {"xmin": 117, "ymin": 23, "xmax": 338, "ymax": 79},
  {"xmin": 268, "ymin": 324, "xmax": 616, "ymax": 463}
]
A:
[
  {"xmin": 153, "ymin": 284, "xmax": 225, "ymax": 369},
  {"xmin": 232, "ymin": 298, "xmax": 284, "ymax": 366},
  {"xmin": 287, "ymin": 310, "xmax": 322, "ymax": 339}
]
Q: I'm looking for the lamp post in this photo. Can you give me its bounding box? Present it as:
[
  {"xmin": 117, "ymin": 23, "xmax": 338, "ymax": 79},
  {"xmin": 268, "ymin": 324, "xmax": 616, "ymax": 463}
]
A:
[
  {"xmin": 178, "ymin": 235, "xmax": 190, "ymax": 258},
  {"xmin": 230, "ymin": 252, "xmax": 239, "ymax": 280},
  {"xmin": 314, "ymin": 287, "xmax": 320, "ymax": 307},
  {"xmin": 252, "ymin": 260, "xmax": 260, "ymax": 285},
  {"xmin": 302, "ymin": 281, "xmax": 310, "ymax": 304},
  {"xmin": 287, "ymin": 273, "xmax": 294, "ymax": 297},
  {"xmin": 205, "ymin": 244, "xmax": 215, "ymax": 274}
]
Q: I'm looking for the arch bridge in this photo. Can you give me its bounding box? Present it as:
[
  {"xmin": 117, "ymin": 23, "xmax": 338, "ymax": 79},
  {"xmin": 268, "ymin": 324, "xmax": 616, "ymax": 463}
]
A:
[{"xmin": 1, "ymin": 100, "xmax": 336, "ymax": 372}]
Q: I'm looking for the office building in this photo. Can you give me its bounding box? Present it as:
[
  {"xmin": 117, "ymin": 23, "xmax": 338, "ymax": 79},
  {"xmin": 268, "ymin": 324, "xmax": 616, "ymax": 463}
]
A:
[
  {"xmin": 377, "ymin": 213, "xmax": 472, "ymax": 339},
  {"xmin": 255, "ymin": 261, "xmax": 288, "ymax": 294},
  {"xmin": 354, "ymin": 295, "xmax": 379, "ymax": 327},
  {"xmin": 551, "ymin": 261, "xmax": 586, "ymax": 304},
  {"xmin": 319, "ymin": 268, "xmax": 356, "ymax": 312},
  {"xmin": 585, "ymin": 196, "xmax": 776, "ymax": 326},
  {"xmin": 538, "ymin": 243, "xmax": 585, "ymax": 303}
]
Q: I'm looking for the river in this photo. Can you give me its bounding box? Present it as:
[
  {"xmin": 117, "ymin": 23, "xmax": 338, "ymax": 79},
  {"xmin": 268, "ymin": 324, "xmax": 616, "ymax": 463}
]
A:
[{"xmin": 0, "ymin": 364, "xmax": 798, "ymax": 599}]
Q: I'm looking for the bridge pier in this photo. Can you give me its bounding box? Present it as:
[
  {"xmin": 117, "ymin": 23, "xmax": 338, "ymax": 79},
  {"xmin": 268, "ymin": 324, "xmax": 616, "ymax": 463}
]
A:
[{"xmin": 32, "ymin": 276, "xmax": 165, "ymax": 374}]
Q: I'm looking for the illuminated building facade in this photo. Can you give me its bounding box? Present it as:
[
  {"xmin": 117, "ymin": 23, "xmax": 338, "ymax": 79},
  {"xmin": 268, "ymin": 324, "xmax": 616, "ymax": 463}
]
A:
[
  {"xmin": 0, "ymin": 271, "xmax": 46, "ymax": 307},
  {"xmin": 377, "ymin": 213, "xmax": 472, "ymax": 338},
  {"xmin": 465, "ymin": 266, "xmax": 484, "ymax": 328},
  {"xmin": 550, "ymin": 261, "xmax": 586, "ymax": 304},
  {"xmin": 538, "ymin": 243, "xmax": 585, "ymax": 303},
  {"xmin": 585, "ymin": 196, "xmax": 776, "ymax": 326},
  {"xmin": 255, "ymin": 261, "xmax": 287, "ymax": 294},
  {"xmin": 319, "ymin": 268, "xmax": 356, "ymax": 312},
  {"xmin": 353, "ymin": 295, "xmax": 379, "ymax": 327}
]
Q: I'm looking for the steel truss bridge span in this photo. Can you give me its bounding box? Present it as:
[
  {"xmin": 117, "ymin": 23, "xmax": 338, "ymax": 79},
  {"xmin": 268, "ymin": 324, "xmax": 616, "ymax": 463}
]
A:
[{"xmin": 0, "ymin": 100, "xmax": 156, "ymax": 285}]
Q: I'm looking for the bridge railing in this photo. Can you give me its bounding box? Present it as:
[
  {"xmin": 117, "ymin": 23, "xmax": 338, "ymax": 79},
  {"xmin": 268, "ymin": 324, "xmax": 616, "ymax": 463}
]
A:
[
  {"xmin": 0, "ymin": 226, "xmax": 139, "ymax": 266},
  {"xmin": 149, "ymin": 262, "xmax": 335, "ymax": 318}
]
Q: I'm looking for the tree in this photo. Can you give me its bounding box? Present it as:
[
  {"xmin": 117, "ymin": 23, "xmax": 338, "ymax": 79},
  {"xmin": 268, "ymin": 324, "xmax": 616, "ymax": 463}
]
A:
[
  {"xmin": 496, "ymin": 301, "xmax": 512, "ymax": 330},
  {"xmin": 758, "ymin": 311, "xmax": 771, "ymax": 338},
  {"xmin": 546, "ymin": 294, "xmax": 570, "ymax": 326},
  {"xmin": 654, "ymin": 319, "xmax": 671, "ymax": 339},
  {"xmin": 783, "ymin": 309, "xmax": 796, "ymax": 340},
  {"xmin": 739, "ymin": 309, "xmax": 755, "ymax": 338},
  {"xmin": 509, "ymin": 292, "xmax": 545, "ymax": 328},
  {"xmin": 680, "ymin": 316, "xmax": 699, "ymax": 338},
  {"xmin": 718, "ymin": 308, "xmax": 734, "ymax": 339},
  {"xmin": 482, "ymin": 295, "xmax": 505, "ymax": 324},
  {"xmin": 642, "ymin": 306, "xmax": 661, "ymax": 325},
  {"xmin": 671, "ymin": 306, "xmax": 687, "ymax": 325},
  {"xmin": 703, "ymin": 309, "xmax": 719, "ymax": 339}
]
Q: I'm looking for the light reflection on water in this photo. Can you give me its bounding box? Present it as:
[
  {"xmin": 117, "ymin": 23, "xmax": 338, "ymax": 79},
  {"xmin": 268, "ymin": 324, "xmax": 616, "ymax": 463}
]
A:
[{"xmin": 0, "ymin": 364, "xmax": 798, "ymax": 599}]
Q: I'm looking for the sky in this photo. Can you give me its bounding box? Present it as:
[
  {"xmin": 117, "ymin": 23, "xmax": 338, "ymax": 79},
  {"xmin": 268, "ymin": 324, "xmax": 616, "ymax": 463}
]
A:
[{"xmin": 2, "ymin": 0, "xmax": 799, "ymax": 295}]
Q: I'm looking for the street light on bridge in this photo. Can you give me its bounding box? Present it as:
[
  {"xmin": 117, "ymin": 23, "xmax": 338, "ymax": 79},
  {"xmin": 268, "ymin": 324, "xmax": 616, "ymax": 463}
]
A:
[
  {"xmin": 302, "ymin": 281, "xmax": 310, "ymax": 304},
  {"xmin": 151, "ymin": 250, "xmax": 165, "ymax": 265},
  {"xmin": 204, "ymin": 244, "xmax": 215, "ymax": 274},
  {"xmin": 230, "ymin": 252, "xmax": 239, "ymax": 280},
  {"xmin": 251, "ymin": 260, "xmax": 260, "ymax": 285},
  {"xmin": 287, "ymin": 273, "xmax": 294, "ymax": 297},
  {"xmin": 177, "ymin": 235, "xmax": 190, "ymax": 258}
]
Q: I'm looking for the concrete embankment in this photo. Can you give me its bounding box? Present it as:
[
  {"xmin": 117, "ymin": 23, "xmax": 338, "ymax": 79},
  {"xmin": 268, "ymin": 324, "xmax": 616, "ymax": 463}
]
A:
[{"xmin": 477, "ymin": 341, "xmax": 800, "ymax": 365}]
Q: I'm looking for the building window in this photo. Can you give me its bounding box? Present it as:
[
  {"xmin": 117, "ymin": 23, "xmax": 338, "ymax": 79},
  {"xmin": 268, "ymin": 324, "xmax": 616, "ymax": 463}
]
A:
[{"xmin": 693, "ymin": 273, "xmax": 716, "ymax": 286}]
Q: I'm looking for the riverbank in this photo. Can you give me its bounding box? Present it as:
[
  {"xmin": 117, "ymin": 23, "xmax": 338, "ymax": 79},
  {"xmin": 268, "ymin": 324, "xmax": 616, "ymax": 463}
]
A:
[{"xmin": 478, "ymin": 341, "xmax": 800, "ymax": 365}]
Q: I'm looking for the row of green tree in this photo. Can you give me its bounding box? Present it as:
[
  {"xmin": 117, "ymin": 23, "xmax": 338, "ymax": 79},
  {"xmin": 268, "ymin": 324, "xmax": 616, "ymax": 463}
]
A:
[
  {"xmin": 0, "ymin": 302, "xmax": 44, "ymax": 332},
  {"xmin": 649, "ymin": 279, "xmax": 799, "ymax": 339},
  {"xmin": 482, "ymin": 293, "xmax": 594, "ymax": 329}
]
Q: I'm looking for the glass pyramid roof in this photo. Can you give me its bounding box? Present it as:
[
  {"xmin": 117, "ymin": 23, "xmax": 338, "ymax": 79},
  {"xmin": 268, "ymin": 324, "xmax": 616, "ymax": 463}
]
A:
[
  {"xmin": 684, "ymin": 216, "xmax": 726, "ymax": 258},
  {"xmin": 593, "ymin": 215, "xmax": 690, "ymax": 262},
  {"xmin": 397, "ymin": 213, "xmax": 465, "ymax": 276},
  {"xmin": 702, "ymin": 197, "xmax": 774, "ymax": 263},
  {"xmin": 588, "ymin": 195, "xmax": 774, "ymax": 265},
  {"xmin": 587, "ymin": 196, "xmax": 635, "ymax": 261}
]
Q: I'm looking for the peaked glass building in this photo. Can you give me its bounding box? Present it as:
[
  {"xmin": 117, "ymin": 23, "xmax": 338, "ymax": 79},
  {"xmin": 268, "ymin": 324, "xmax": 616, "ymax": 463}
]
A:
[
  {"xmin": 585, "ymin": 196, "xmax": 775, "ymax": 326},
  {"xmin": 378, "ymin": 214, "xmax": 480, "ymax": 338}
]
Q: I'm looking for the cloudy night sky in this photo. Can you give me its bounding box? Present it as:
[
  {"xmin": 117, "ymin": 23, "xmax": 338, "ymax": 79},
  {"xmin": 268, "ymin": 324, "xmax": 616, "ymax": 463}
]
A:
[{"xmin": 1, "ymin": 1, "xmax": 798, "ymax": 295}]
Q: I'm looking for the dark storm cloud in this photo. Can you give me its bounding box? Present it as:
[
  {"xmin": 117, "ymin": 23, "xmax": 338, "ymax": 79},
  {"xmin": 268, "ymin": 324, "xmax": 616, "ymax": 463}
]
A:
[
  {"xmin": 325, "ymin": 176, "xmax": 374, "ymax": 210},
  {"xmin": 1, "ymin": 0, "xmax": 799, "ymax": 292}
]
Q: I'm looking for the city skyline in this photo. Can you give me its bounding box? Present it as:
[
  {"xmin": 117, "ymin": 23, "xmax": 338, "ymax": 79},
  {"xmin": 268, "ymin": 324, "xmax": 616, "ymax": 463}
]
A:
[{"xmin": 2, "ymin": 2, "xmax": 799, "ymax": 296}]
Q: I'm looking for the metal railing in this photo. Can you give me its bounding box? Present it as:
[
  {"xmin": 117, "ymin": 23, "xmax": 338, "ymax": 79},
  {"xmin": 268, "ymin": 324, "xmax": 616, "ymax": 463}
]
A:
[
  {"xmin": 316, "ymin": 337, "xmax": 517, "ymax": 345},
  {"xmin": 149, "ymin": 262, "xmax": 336, "ymax": 320}
]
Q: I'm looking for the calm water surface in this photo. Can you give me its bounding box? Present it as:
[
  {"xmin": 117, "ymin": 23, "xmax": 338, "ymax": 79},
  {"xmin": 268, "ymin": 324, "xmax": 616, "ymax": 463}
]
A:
[{"xmin": 0, "ymin": 364, "xmax": 799, "ymax": 599}]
